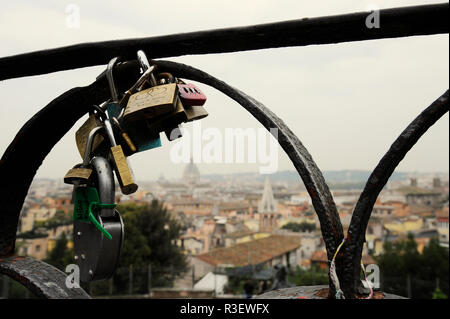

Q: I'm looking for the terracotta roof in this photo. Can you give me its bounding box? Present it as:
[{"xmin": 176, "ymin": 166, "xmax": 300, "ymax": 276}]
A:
[
  {"xmin": 219, "ymin": 201, "xmax": 250, "ymax": 210},
  {"xmin": 397, "ymin": 186, "xmax": 441, "ymax": 195},
  {"xmin": 195, "ymin": 235, "xmax": 301, "ymax": 267},
  {"xmin": 310, "ymin": 251, "xmax": 328, "ymax": 263},
  {"xmin": 225, "ymin": 229, "xmax": 254, "ymax": 239},
  {"xmin": 301, "ymin": 259, "xmax": 311, "ymax": 267},
  {"xmin": 436, "ymin": 209, "xmax": 449, "ymax": 219},
  {"xmin": 171, "ymin": 199, "xmax": 213, "ymax": 205}
]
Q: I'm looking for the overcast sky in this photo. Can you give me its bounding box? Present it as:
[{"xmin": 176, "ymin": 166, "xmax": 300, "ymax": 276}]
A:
[{"xmin": 0, "ymin": 0, "xmax": 448, "ymax": 181}]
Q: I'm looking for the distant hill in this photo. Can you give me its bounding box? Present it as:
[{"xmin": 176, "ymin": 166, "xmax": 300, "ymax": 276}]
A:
[{"xmin": 203, "ymin": 170, "xmax": 409, "ymax": 184}]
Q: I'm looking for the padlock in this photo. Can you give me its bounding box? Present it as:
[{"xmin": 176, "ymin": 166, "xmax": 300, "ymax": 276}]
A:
[
  {"xmin": 103, "ymin": 115, "xmax": 138, "ymax": 195},
  {"xmin": 75, "ymin": 113, "xmax": 105, "ymax": 159},
  {"xmin": 64, "ymin": 164, "xmax": 92, "ymax": 186},
  {"xmin": 184, "ymin": 105, "xmax": 209, "ymax": 122},
  {"xmin": 73, "ymin": 186, "xmax": 115, "ymax": 240},
  {"xmin": 105, "ymin": 57, "xmax": 122, "ymax": 119},
  {"xmin": 73, "ymin": 155, "xmax": 124, "ymax": 282},
  {"xmin": 145, "ymin": 95, "xmax": 187, "ymax": 136},
  {"xmin": 64, "ymin": 126, "xmax": 104, "ymax": 185},
  {"xmin": 123, "ymin": 83, "xmax": 178, "ymax": 122},
  {"xmin": 121, "ymin": 120, "xmax": 162, "ymax": 154},
  {"xmin": 156, "ymin": 72, "xmax": 175, "ymax": 85},
  {"xmin": 144, "ymin": 74, "xmax": 208, "ymax": 132},
  {"xmin": 122, "ymin": 63, "xmax": 178, "ymax": 122},
  {"xmin": 122, "ymin": 54, "xmax": 174, "ymax": 122},
  {"xmin": 177, "ymin": 80, "xmax": 207, "ymax": 107},
  {"xmin": 165, "ymin": 124, "xmax": 183, "ymax": 141},
  {"xmin": 137, "ymin": 49, "xmax": 157, "ymax": 87},
  {"xmin": 118, "ymin": 64, "xmax": 156, "ymax": 110},
  {"xmin": 111, "ymin": 117, "xmax": 137, "ymax": 154},
  {"xmin": 118, "ymin": 50, "xmax": 163, "ymax": 154}
]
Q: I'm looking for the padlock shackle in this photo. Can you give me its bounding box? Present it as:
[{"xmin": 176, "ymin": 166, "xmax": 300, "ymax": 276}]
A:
[
  {"xmin": 137, "ymin": 50, "xmax": 157, "ymax": 86},
  {"xmin": 103, "ymin": 118, "xmax": 117, "ymax": 147},
  {"xmin": 106, "ymin": 57, "xmax": 120, "ymax": 102},
  {"xmin": 127, "ymin": 65, "xmax": 155, "ymax": 93},
  {"xmin": 91, "ymin": 104, "xmax": 107, "ymax": 121},
  {"xmin": 156, "ymin": 72, "xmax": 175, "ymax": 84},
  {"xmin": 83, "ymin": 126, "xmax": 104, "ymax": 166}
]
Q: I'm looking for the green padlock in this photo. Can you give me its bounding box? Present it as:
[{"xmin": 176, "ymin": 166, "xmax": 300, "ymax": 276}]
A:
[{"xmin": 73, "ymin": 186, "xmax": 116, "ymax": 240}]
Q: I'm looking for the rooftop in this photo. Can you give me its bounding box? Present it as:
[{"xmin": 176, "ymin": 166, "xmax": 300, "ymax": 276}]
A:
[
  {"xmin": 195, "ymin": 234, "xmax": 301, "ymax": 267},
  {"xmin": 397, "ymin": 186, "xmax": 441, "ymax": 195}
]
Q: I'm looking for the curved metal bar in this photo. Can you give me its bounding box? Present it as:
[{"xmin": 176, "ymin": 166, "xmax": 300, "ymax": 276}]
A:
[
  {"xmin": 0, "ymin": 3, "xmax": 447, "ymax": 81},
  {"xmin": 0, "ymin": 256, "xmax": 90, "ymax": 299},
  {"xmin": 341, "ymin": 90, "xmax": 449, "ymax": 297},
  {"xmin": 1, "ymin": 86, "xmax": 104, "ymax": 257},
  {"xmin": 155, "ymin": 60, "xmax": 344, "ymax": 282}
]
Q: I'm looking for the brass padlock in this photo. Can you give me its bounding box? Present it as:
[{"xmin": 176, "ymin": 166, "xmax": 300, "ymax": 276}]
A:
[
  {"xmin": 123, "ymin": 83, "xmax": 178, "ymax": 122},
  {"xmin": 145, "ymin": 95, "xmax": 187, "ymax": 135},
  {"xmin": 105, "ymin": 119, "xmax": 138, "ymax": 195},
  {"xmin": 75, "ymin": 114, "xmax": 105, "ymax": 159},
  {"xmin": 146, "ymin": 96, "xmax": 208, "ymax": 135},
  {"xmin": 96, "ymin": 100, "xmax": 138, "ymax": 195},
  {"xmin": 116, "ymin": 50, "xmax": 163, "ymax": 155},
  {"xmin": 184, "ymin": 105, "xmax": 209, "ymax": 122},
  {"xmin": 65, "ymin": 126, "xmax": 104, "ymax": 185},
  {"xmin": 147, "ymin": 73, "xmax": 208, "ymax": 128},
  {"xmin": 64, "ymin": 165, "xmax": 92, "ymax": 185},
  {"xmin": 111, "ymin": 117, "xmax": 137, "ymax": 154}
]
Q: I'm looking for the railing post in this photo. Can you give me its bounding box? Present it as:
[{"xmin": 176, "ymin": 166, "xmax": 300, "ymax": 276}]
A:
[
  {"xmin": 147, "ymin": 265, "xmax": 152, "ymax": 295},
  {"xmin": 406, "ymin": 274, "xmax": 412, "ymax": 298},
  {"xmin": 1, "ymin": 275, "xmax": 9, "ymax": 299},
  {"xmin": 129, "ymin": 264, "xmax": 133, "ymax": 295},
  {"xmin": 109, "ymin": 277, "xmax": 113, "ymax": 295}
]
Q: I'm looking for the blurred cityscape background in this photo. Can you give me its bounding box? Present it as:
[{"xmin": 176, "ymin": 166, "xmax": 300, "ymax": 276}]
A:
[{"xmin": 1, "ymin": 161, "xmax": 448, "ymax": 299}]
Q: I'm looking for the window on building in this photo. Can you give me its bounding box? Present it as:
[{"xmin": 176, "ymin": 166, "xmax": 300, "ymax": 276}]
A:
[{"xmin": 35, "ymin": 245, "xmax": 40, "ymax": 252}]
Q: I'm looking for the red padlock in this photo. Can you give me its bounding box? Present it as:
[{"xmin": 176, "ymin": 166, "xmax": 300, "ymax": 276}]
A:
[{"xmin": 177, "ymin": 82, "xmax": 207, "ymax": 106}]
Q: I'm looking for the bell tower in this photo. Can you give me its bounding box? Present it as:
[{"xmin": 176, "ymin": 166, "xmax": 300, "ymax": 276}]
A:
[{"xmin": 258, "ymin": 177, "xmax": 278, "ymax": 232}]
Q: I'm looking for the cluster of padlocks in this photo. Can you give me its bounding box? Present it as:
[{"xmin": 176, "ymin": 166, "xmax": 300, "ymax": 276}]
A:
[{"xmin": 63, "ymin": 50, "xmax": 207, "ymax": 282}]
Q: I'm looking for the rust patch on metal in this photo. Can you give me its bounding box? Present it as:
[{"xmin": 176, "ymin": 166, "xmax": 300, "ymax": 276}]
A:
[{"xmin": 314, "ymin": 288, "xmax": 330, "ymax": 299}]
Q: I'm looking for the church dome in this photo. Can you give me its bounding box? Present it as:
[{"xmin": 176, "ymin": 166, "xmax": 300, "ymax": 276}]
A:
[{"xmin": 183, "ymin": 158, "xmax": 200, "ymax": 186}]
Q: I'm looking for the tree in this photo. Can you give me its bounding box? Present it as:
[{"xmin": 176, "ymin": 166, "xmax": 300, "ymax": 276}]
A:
[
  {"xmin": 376, "ymin": 234, "xmax": 448, "ymax": 298},
  {"xmin": 281, "ymin": 222, "xmax": 315, "ymax": 233},
  {"xmin": 99, "ymin": 200, "xmax": 188, "ymax": 295},
  {"xmin": 288, "ymin": 265, "xmax": 329, "ymax": 286},
  {"xmin": 34, "ymin": 210, "xmax": 71, "ymax": 229},
  {"xmin": 45, "ymin": 232, "xmax": 73, "ymax": 271},
  {"xmin": 433, "ymin": 288, "xmax": 447, "ymax": 299}
]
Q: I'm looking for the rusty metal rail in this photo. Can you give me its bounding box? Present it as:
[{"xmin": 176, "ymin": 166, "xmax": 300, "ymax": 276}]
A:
[
  {"xmin": 0, "ymin": 256, "xmax": 90, "ymax": 298},
  {"xmin": 0, "ymin": 3, "xmax": 448, "ymax": 298},
  {"xmin": 0, "ymin": 3, "xmax": 447, "ymax": 81}
]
